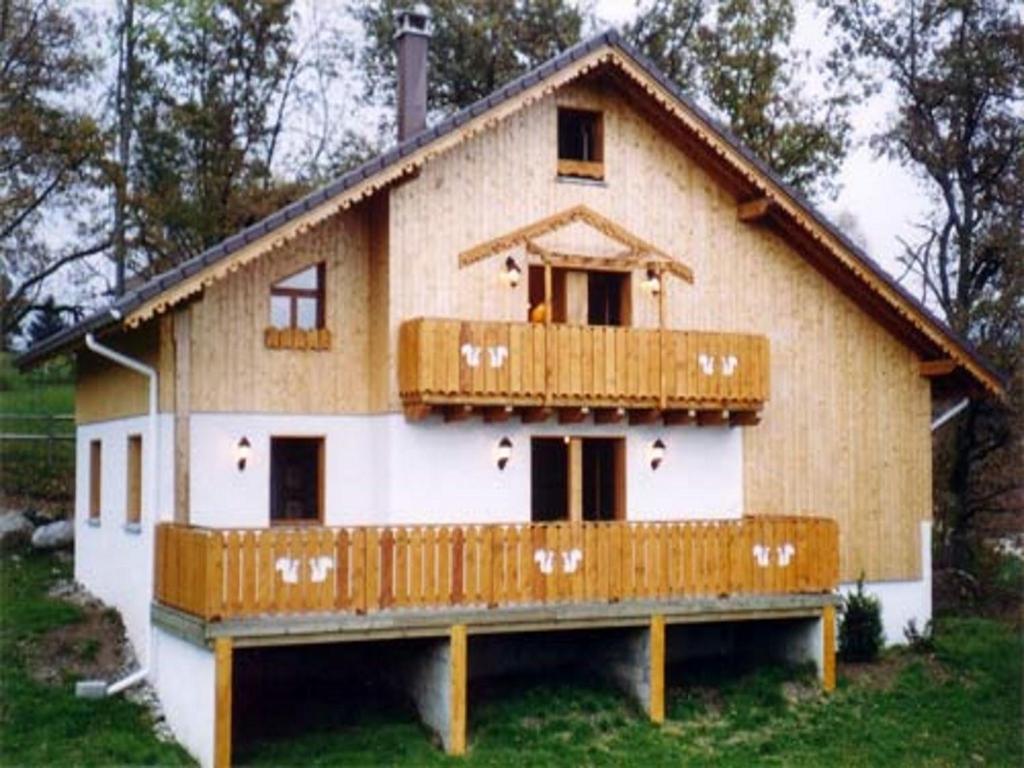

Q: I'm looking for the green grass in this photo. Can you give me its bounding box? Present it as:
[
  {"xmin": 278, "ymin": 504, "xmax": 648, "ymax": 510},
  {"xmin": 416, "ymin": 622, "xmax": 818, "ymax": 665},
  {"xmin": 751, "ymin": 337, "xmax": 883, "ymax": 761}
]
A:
[
  {"xmin": 0, "ymin": 548, "xmax": 194, "ymax": 766},
  {"xmin": 0, "ymin": 352, "xmax": 74, "ymax": 502}
]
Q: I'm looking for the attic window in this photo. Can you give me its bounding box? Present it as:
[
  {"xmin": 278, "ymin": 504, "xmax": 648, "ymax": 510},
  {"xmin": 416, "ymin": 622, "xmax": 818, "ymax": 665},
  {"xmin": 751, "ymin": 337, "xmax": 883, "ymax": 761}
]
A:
[
  {"xmin": 557, "ymin": 108, "xmax": 603, "ymax": 180},
  {"xmin": 266, "ymin": 263, "xmax": 331, "ymax": 350}
]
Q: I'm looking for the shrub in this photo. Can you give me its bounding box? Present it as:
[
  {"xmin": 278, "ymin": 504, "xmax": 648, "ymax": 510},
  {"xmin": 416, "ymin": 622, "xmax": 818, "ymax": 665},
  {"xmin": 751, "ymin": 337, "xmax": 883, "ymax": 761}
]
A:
[{"xmin": 839, "ymin": 576, "xmax": 884, "ymax": 662}]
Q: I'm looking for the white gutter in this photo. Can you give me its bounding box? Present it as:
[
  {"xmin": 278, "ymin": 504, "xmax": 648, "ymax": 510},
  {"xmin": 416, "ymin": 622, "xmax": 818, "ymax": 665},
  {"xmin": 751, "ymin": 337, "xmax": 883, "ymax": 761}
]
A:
[
  {"xmin": 84, "ymin": 320, "xmax": 158, "ymax": 695},
  {"xmin": 931, "ymin": 397, "xmax": 970, "ymax": 432}
]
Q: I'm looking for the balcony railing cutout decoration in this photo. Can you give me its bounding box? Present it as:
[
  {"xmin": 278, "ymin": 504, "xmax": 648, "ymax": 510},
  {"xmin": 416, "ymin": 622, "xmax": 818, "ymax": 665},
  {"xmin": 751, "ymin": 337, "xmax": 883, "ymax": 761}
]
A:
[{"xmin": 155, "ymin": 516, "xmax": 838, "ymax": 622}]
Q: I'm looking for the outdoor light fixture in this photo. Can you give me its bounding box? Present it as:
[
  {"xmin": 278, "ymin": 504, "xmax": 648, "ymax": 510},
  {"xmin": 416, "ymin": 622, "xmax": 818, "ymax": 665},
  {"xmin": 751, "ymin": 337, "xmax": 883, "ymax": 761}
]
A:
[
  {"xmin": 496, "ymin": 436, "xmax": 513, "ymax": 470},
  {"xmin": 236, "ymin": 437, "xmax": 252, "ymax": 471},
  {"xmin": 501, "ymin": 256, "xmax": 522, "ymax": 288},
  {"xmin": 641, "ymin": 267, "xmax": 661, "ymax": 296},
  {"xmin": 649, "ymin": 438, "xmax": 666, "ymax": 470}
]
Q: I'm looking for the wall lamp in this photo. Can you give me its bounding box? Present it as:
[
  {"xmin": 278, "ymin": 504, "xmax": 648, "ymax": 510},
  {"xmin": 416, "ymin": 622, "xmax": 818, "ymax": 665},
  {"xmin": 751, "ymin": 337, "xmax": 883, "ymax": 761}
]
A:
[
  {"xmin": 640, "ymin": 267, "xmax": 661, "ymax": 296},
  {"xmin": 501, "ymin": 256, "xmax": 522, "ymax": 288},
  {"xmin": 496, "ymin": 436, "xmax": 513, "ymax": 470},
  {"xmin": 649, "ymin": 438, "xmax": 666, "ymax": 470},
  {"xmin": 236, "ymin": 436, "xmax": 252, "ymax": 471}
]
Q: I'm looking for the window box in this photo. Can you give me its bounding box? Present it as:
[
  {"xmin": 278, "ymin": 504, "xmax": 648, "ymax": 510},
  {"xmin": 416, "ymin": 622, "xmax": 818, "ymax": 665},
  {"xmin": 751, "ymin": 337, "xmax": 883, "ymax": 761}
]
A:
[
  {"xmin": 264, "ymin": 327, "xmax": 332, "ymax": 351},
  {"xmin": 556, "ymin": 158, "xmax": 604, "ymax": 180}
]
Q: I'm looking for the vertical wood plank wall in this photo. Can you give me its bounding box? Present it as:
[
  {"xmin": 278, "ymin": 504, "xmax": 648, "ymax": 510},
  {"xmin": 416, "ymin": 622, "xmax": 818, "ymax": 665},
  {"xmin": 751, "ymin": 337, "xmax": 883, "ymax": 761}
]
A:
[{"xmin": 386, "ymin": 79, "xmax": 931, "ymax": 582}]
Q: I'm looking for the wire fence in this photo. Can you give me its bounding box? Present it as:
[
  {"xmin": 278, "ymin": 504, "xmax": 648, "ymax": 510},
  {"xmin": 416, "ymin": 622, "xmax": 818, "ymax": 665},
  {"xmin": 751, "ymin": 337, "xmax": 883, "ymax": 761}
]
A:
[{"xmin": 0, "ymin": 413, "xmax": 75, "ymax": 503}]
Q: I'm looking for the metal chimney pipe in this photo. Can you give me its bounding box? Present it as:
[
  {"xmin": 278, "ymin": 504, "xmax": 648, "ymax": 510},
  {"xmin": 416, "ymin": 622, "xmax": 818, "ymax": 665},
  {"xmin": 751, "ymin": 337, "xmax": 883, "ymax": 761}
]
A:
[{"xmin": 395, "ymin": 5, "xmax": 431, "ymax": 142}]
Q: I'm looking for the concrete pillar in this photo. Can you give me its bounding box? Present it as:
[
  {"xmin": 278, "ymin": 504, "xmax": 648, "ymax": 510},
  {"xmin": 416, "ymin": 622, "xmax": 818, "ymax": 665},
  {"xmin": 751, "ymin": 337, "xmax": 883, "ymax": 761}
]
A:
[
  {"xmin": 590, "ymin": 617, "xmax": 665, "ymax": 722},
  {"xmin": 407, "ymin": 625, "xmax": 467, "ymax": 755}
]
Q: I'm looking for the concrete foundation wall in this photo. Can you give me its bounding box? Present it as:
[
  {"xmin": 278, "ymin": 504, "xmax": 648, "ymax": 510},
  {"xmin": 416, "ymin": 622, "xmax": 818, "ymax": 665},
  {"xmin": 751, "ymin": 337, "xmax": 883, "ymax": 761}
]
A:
[
  {"xmin": 406, "ymin": 638, "xmax": 454, "ymax": 751},
  {"xmin": 74, "ymin": 415, "xmax": 175, "ymax": 664},
  {"xmin": 152, "ymin": 627, "xmax": 215, "ymax": 768}
]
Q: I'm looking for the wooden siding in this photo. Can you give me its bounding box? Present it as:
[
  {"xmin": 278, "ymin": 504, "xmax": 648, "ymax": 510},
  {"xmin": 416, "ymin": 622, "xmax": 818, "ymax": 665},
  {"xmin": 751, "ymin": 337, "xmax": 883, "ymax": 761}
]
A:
[
  {"xmin": 386, "ymin": 78, "xmax": 931, "ymax": 581},
  {"xmin": 399, "ymin": 318, "xmax": 768, "ymax": 410},
  {"xmin": 154, "ymin": 517, "xmax": 838, "ymax": 621},
  {"xmin": 75, "ymin": 320, "xmax": 173, "ymax": 424},
  {"xmin": 186, "ymin": 207, "xmax": 374, "ymax": 413}
]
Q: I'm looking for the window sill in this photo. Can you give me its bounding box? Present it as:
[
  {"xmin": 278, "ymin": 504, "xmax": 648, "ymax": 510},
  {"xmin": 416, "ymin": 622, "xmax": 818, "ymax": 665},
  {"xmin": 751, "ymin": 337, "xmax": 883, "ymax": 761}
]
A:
[
  {"xmin": 264, "ymin": 327, "xmax": 332, "ymax": 351},
  {"xmin": 556, "ymin": 159, "xmax": 605, "ymax": 182},
  {"xmin": 86, "ymin": 518, "xmax": 100, "ymax": 528},
  {"xmin": 123, "ymin": 522, "xmax": 142, "ymax": 535},
  {"xmin": 555, "ymin": 174, "xmax": 607, "ymax": 188}
]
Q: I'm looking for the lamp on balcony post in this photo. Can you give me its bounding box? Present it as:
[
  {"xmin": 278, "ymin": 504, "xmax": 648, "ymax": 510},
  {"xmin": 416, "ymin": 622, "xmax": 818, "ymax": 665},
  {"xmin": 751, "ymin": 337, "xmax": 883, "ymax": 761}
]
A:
[{"xmin": 501, "ymin": 256, "xmax": 521, "ymax": 288}]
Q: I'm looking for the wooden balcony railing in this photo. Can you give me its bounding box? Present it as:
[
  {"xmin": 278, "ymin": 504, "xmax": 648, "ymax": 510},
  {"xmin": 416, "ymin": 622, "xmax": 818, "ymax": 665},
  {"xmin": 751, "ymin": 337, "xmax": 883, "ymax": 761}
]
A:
[
  {"xmin": 154, "ymin": 516, "xmax": 837, "ymax": 622},
  {"xmin": 398, "ymin": 319, "xmax": 769, "ymax": 420}
]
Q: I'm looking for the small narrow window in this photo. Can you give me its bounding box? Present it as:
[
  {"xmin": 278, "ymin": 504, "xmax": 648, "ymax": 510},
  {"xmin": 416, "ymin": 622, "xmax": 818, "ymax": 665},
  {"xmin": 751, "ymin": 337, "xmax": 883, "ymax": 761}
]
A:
[
  {"xmin": 126, "ymin": 435, "xmax": 142, "ymax": 525},
  {"xmin": 89, "ymin": 440, "xmax": 102, "ymax": 521},
  {"xmin": 270, "ymin": 437, "xmax": 324, "ymax": 524},
  {"xmin": 269, "ymin": 264, "xmax": 325, "ymax": 330},
  {"xmin": 557, "ymin": 108, "xmax": 603, "ymax": 180}
]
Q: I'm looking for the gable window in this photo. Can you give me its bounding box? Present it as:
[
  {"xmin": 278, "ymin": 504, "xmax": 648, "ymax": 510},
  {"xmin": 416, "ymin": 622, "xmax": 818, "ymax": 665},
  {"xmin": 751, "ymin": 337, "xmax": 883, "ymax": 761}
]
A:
[
  {"xmin": 557, "ymin": 108, "xmax": 604, "ymax": 180},
  {"xmin": 265, "ymin": 263, "xmax": 331, "ymax": 350}
]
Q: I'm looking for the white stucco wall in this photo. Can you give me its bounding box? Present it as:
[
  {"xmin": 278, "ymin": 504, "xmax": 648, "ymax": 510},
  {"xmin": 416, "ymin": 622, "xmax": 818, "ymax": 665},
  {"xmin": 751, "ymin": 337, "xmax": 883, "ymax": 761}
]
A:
[
  {"xmin": 74, "ymin": 414, "xmax": 174, "ymax": 664},
  {"xmin": 152, "ymin": 627, "xmax": 215, "ymax": 768},
  {"xmin": 839, "ymin": 521, "xmax": 933, "ymax": 646},
  {"xmin": 188, "ymin": 412, "xmax": 744, "ymax": 528}
]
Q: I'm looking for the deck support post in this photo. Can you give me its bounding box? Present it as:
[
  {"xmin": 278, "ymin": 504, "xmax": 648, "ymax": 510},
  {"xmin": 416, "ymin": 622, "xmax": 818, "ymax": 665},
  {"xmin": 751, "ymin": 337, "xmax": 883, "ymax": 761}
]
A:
[
  {"xmin": 649, "ymin": 615, "xmax": 666, "ymax": 723},
  {"xmin": 214, "ymin": 636, "xmax": 232, "ymax": 768},
  {"xmin": 407, "ymin": 624, "xmax": 468, "ymax": 755},
  {"xmin": 822, "ymin": 605, "xmax": 836, "ymax": 693}
]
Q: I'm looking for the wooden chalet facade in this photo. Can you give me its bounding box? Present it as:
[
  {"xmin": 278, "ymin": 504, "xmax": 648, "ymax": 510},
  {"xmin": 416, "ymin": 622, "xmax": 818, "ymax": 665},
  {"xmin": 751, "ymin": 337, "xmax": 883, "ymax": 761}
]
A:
[{"xmin": 19, "ymin": 18, "xmax": 1003, "ymax": 768}]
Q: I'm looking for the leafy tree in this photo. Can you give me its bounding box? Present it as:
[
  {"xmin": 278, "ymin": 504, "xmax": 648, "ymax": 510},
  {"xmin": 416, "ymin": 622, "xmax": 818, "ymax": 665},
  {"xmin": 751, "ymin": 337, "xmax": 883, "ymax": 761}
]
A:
[
  {"xmin": 0, "ymin": 0, "xmax": 107, "ymax": 346},
  {"xmin": 128, "ymin": 0, "xmax": 310, "ymax": 273},
  {"xmin": 349, "ymin": 0, "xmax": 589, "ymax": 132},
  {"xmin": 625, "ymin": 0, "xmax": 852, "ymax": 199},
  {"xmin": 824, "ymin": 0, "xmax": 1023, "ymax": 568}
]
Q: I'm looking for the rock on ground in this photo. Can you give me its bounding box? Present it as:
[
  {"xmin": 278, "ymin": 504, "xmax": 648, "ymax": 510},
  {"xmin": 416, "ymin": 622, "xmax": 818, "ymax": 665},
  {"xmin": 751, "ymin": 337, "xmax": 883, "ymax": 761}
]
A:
[
  {"xmin": 0, "ymin": 511, "xmax": 34, "ymax": 550},
  {"xmin": 31, "ymin": 519, "xmax": 74, "ymax": 550}
]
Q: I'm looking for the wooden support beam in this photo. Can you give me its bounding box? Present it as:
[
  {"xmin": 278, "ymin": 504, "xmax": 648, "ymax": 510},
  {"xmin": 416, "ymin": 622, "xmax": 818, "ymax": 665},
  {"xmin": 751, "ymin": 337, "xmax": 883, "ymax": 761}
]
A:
[
  {"xmin": 919, "ymin": 358, "xmax": 957, "ymax": 377},
  {"xmin": 519, "ymin": 406, "xmax": 551, "ymax": 424},
  {"xmin": 558, "ymin": 406, "xmax": 588, "ymax": 424},
  {"xmin": 649, "ymin": 615, "xmax": 665, "ymax": 724},
  {"xmin": 404, "ymin": 403, "xmax": 433, "ymax": 422},
  {"xmin": 593, "ymin": 407, "xmax": 625, "ymax": 424},
  {"xmin": 697, "ymin": 410, "xmax": 729, "ymax": 427},
  {"xmin": 737, "ymin": 196, "xmax": 773, "ymax": 223},
  {"xmin": 729, "ymin": 411, "xmax": 761, "ymax": 427},
  {"xmin": 629, "ymin": 409, "xmax": 661, "ymax": 425},
  {"xmin": 568, "ymin": 438, "xmax": 583, "ymax": 523},
  {"xmin": 214, "ymin": 636, "xmax": 233, "ymax": 768},
  {"xmin": 449, "ymin": 624, "xmax": 467, "ymax": 756},
  {"xmin": 822, "ymin": 605, "xmax": 836, "ymax": 693},
  {"xmin": 443, "ymin": 405, "xmax": 473, "ymax": 423},
  {"xmin": 483, "ymin": 406, "xmax": 512, "ymax": 423},
  {"xmin": 663, "ymin": 410, "xmax": 696, "ymax": 426}
]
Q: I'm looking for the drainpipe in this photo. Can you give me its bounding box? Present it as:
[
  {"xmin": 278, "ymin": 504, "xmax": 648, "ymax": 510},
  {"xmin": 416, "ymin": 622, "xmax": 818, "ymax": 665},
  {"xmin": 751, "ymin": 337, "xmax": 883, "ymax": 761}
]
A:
[
  {"xmin": 931, "ymin": 397, "xmax": 969, "ymax": 432},
  {"xmin": 81, "ymin": 315, "xmax": 158, "ymax": 695}
]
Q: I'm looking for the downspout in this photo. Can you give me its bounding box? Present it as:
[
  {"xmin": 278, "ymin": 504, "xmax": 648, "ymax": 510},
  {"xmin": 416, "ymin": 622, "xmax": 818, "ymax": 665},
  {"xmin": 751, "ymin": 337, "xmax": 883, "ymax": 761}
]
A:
[
  {"xmin": 83, "ymin": 313, "xmax": 158, "ymax": 695},
  {"xmin": 931, "ymin": 397, "xmax": 969, "ymax": 432}
]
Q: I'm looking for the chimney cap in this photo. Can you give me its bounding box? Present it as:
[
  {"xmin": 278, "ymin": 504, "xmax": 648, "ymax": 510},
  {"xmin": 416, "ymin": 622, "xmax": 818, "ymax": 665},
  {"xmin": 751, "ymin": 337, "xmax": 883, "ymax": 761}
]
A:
[{"xmin": 395, "ymin": 5, "xmax": 432, "ymax": 39}]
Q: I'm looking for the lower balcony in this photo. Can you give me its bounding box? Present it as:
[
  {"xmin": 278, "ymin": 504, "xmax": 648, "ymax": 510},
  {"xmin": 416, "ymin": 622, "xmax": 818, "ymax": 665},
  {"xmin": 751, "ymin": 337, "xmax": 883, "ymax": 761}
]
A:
[{"xmin": 154, "ymin": 516, "xmax": 837, "ymax": 625}]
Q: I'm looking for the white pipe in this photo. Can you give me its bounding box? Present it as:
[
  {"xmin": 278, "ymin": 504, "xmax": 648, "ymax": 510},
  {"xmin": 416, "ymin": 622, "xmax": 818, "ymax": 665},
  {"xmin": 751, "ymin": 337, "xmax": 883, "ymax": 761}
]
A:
[
  {"xmin": 85, "ymin": 329, "xmax": 158, "ymax": 694},
  {"xmin": 931, "ymin": 397, "xmax": 970, "ymax": 432}
]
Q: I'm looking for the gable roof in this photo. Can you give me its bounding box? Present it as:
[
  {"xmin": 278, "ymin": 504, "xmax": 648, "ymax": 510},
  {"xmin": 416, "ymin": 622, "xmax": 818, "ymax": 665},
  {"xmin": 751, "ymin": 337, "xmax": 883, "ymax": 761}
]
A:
[{"xmin": 16, "ymin": 29, "xmax": 1004, "ymax": 397}]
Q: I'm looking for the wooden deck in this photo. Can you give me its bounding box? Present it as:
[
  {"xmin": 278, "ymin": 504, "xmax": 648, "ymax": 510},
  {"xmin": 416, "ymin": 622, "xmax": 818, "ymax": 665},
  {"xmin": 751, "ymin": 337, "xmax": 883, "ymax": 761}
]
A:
[
  {"xmin": 154, "ymin": 516, "xmax": 837, "ymax": 622},
  {"xmin": 398, "ymin": 319, "xmax": 770, "ymax": 420}
]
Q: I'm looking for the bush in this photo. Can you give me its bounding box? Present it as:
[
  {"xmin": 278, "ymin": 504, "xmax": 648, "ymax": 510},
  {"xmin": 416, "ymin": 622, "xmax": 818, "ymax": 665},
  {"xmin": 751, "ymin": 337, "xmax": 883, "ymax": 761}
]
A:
[{"xmin": 839, "ymin": 576, "xmax": 884, "ymax": 662}]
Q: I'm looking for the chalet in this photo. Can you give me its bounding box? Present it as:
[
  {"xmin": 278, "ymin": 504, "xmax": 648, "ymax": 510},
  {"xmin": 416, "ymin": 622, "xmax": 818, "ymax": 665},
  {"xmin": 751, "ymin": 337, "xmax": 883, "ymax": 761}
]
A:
[{"xmin": 18, "ymin": 14, "xmax": 1004, "ymax": 768}]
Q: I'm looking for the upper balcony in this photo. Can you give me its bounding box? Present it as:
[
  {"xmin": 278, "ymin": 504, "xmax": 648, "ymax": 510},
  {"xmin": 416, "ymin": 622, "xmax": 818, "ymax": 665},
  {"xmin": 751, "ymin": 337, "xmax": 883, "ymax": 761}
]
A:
[{"xmin": 398, "ymin": 318, "xmax": 770, "ymax": 425}]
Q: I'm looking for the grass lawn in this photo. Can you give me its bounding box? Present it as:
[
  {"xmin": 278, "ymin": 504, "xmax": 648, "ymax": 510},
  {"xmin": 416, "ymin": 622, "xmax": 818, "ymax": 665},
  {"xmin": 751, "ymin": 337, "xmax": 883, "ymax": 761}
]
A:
[{"xmin": 1, "ymin": 545, "xmax": 1020, "ymax": 767}]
